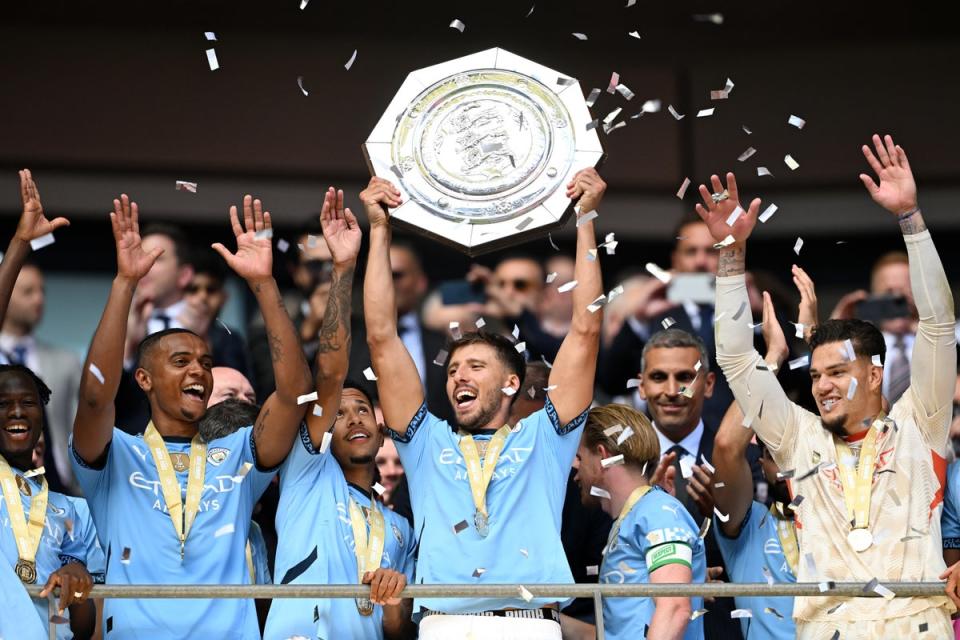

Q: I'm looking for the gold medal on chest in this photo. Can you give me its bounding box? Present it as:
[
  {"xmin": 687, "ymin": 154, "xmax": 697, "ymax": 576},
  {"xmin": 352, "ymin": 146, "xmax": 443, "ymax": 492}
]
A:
[
  {"xmin": 169, "ymin": 453, "xmax": 190, "ymax": 473},
  {"xmin": 15, "ymin": 475, "xmax": 31, "ymax": 497}
]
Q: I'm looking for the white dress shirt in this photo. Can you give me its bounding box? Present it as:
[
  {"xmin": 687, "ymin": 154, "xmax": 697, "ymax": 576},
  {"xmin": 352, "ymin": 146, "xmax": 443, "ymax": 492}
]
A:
[
  {"xmin": 653, "ymin": 419, "xmax": 705, "ymax": 463},
  {"xmin": 0, "ymin": 333, "xmax": 37, "ymax": 370},
  {"xmin": 146, "ymin": 299, "xmax": 188, "ymax": 336}
]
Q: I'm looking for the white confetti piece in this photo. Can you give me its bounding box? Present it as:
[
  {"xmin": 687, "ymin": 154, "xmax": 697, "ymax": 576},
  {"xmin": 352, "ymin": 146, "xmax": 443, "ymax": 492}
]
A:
[
  {"xmin": 626, "ymin": 378, "xmax": 641, "ymax": 389},
  {"xmin": 603, "ymin": 106, "xmax": 622, "ymax": 125},
  {"xmin": 572, "ymin": 32, "xmax": 588, "ymax": 40},
  {"xmin": 872, "ymin": 581, "xmax": 896, "ymax": 600},
  {"xmin": 743, "ymin": 125, "xmax": 753, "ymax": 135},
  {"xmin": 512, "ymin": 325, "xmax": 520, "ymax": 340},
  {"xmin": 757, "ymin": 166, "xmax": 774, "ymax": 178},
  {"xmin": 318, "ymin": 431, "xmax": 333, "ymax": 454},
  {"xmin": 205, "ymin": 49, "xmax": 219, "ymax": 71},
  {"xmin": 842, "ymin": 339, "xmax": 855, "ymax": 361},
  {"xmin": 713, "ymin": 234, "xmax": 736, "ymax": 249},
  {"xmin": 846, "ymin": 377, "xmax": 858, "ymax": 400},
  {"xmin": 604, "ymin": 424, "xmax": 624, "ymax": 437},
  {"xmin": 714, "ymin": 507, "xmax": 730, "ymax": 522},
  {"xmin": 363, "ymin": 367, "xmax": 377, "ymax": 381},
  {"xmin": 297, "ymin": 75, "xmax": 309, "ymax": 96},
  {"xmin": 586, "ymin": 88, "xmax": 601, "ymax": 108},
  {"xmin": 297, "ymin": 391, "xmax": 318, "ymax": 405},
  {"xmin": 254, "ymin": 228, "xmax": 274, "ymax": 241},
  {"xmin": 501, "ymin": 387, "xmax": 516, "ymax": 397},
  {"xmin": 606, "ymin": 72, "xmax": 620, "ymax": 94},
  {"xmin": 541, "ymin": 355, "xmax": 553, "ymax": 369},
  {"xmin": 300, "ymin": 0, "xmax": 309, "ymax": 8},
  {"xmin": 872, "ymin": 354, "xmax": 882, "ymax": 366},
  {"xmin": 615, "ymin": 84, "xmax": 635, "ymax": 100},
  {"xmin": 788, "ymin": 355, "xmax": 809, "ymax": 370},
  {"xmin": 30, "ymin": 233, "xmax": 55, "ymax": 251},
  {"xmin": 432, "ymin": 349, "xmax": 449, "ymax": 367},
  {"xmin": 175, "ymin": 180, "xmax": 197, "ymax": 193},
  {"xmin": 790, "ymin": 322, "xmax": 804, "ymax": 339},
  {"xmin": 628, "ymin": 30, "xmax": 642, "ymax": 39},
  {"xmin": 731, "ymin": 609, "xmax": 753, "ymax": 618},
  {"xmin": 557, "ymin": 280, "xmax": 578, "ymax": 293},
  {"xmin": 518, "ymin": 586, "xmax": 535, "ymax": 602},
  {"xmin": 700, "ymin": 454, "xmax": 715, "ymax": 474},
  {"xmin": 662, "ymin": 317, "xmax": 676, "ymax": 329},
  {"xmin": 275, "ymin": 238, "xmax": 290, "ymax": 253},
  {"xmin": 668, "ymin": 104, "xmax": 685, "ymax": 120},
  {"xmin": 616, "ymin": 426, "xmax": 635, "ymax": 446},
  {"xmin": 587, "ymin": 295, "xmax": 607, "ymax": 313},
  {"xmin": 23, "ymin": 466, "xmax": 44, "ymax": 479},
  {"xmin": 544, "ymin": 272, "xmax": 558, "ymax": 285},
  {"xmin": 576, "ymin": 210, "xmax": 599, "ymax": 227},
  {"xmin": 601, "ymin": 454, "xmax": 624, "ymax": 468},
  {"xmin": 514, "ymin": 341, "xmax": 526, "ymax": 353},
  {"xmin": 714, "ymin": 481, "xmax": 725, "ymax": 488},
  {"xmin": 344, "ymin": 49, "xmax": 358, "ymax": 70},
  {"xmin": 586, "ymin": 565, "xmax": 599, "ymax": 575},
  {"xmin": 214, "ymin": 523, "xmax": 235, "ymax": 538},
  {"xmin": 793, "ymin": 237, "xmax": 804, "ymax": 255},
  {"xmin": 88, "ymin": 363, "xmax": 105, "ymax": 384},
  {"xmin": 784, "ymin": 154, "xmax": 799, "ymax": 171},
  {"xmin": 690, "ymin": 609, "xmax": 708, "ymax": 620},
  {"xmin": 759, "ymin": 203, "xmax": 778, "ymax": 223},
  {"xmin": 372, "ymin": 482, "xmax": 386, "ymax": 496},
  {"xmin": 542, "ymin": 384, "xmax": 557, "ymax": 393},
  {"xmin": 693, "ymin": 13, "xmax": 724, "ymax": 24},
  {"xmin": 645, "ymin": 262, "xmax": 672, "ymax": 284},
  {"xmin": 641, "ymin": 99, "xmax": 661, "ymax": 113},
  {"xmin": 676, "ymin": 177, "xmax": 691, "ymax": 199},
  {"xmin": 607, "ymin": 284, "xmax": 624, "ymax": 303},
  {"xmin": 527, "ymin": 386, "xmax": 536, "ymax": 399},
  {"xmin": 526, "ymin": 4, "xmax": 535, "ymax": 17},
  {"xmin": 449, "ymin": 18, "xmax": 466, "ymax": 32},
  {"xmin": 204, "ymin": 32, "xmax": 217, "ymax": 41},
  {"xmin": 474, "ymin": 317, "xmax": 486, "ymax": 329},
  {"xmin": 738, "ymin": 147, "xmax": 757, "ymax": 162},
  {"xmin": 725, "ymin": 205, "xmax": 744, "ymax": 227},
  {"xmin": 678, "ymin": 455, "xmax": 695, "ymax": 479},
  {"xmin": 449, "ymin": 321, "xmax": 462, "ymax": 340},
  {"xmin": 585, "ymin": 119, "xmax": 599, "ymax": 132},
  {"xmin": 311, "ymin": 404, "xmax": 323, "ymax": 418},
  {"xmin": 590, "ymin": 486, "xmax": 611, "ymax": 499},
  {"xmin": 788, "ymin": 115, "xmax": 806, "ymax": 130},
  {"xmin": 696, "ymin": 108, "xmax": 715, "ymax": 118},
  {"xmin": 519, "ymin": 548, "xmax": 529, "ymax": 557}
]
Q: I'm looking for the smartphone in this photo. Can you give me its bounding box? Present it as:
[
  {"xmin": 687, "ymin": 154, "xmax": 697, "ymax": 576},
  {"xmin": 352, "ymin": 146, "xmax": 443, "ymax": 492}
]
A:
[
  {"xmin": 440, "ymin": 280, "xmax": 486, "ymax": 305},
  {"xmin": 667, "ymin": 273, "xmax": 716, "ymax": 305},
  {"xmin": 856, "ymin": 295, "xmax": 910, "ymax": 324}
]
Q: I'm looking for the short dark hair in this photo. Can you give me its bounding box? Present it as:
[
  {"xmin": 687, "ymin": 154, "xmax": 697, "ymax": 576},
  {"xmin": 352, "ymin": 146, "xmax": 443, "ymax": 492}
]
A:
[
  {"xmin": 136, "ymin": 328, "xmax": 201, "ymax": 370},
  {"xmin": 641, "ymin": 328, "xmax": 710, "ymax": 373},
  {"xmin": 142, "ymin": 223, "xmax": 194, "ymax": 268},
  {"xmin": 342, "ymin": 380, "xmax": 375, "ymax": 408},
  {"xmin": 0, "ymin": 364, "xmax": 51, "ymax": 405},
  {"xmin": 189, "ymin": 249, "xmax": 227, "ymax": 285},
  {"xmin": 198, "ymin": 398, "xmax": 261, "ymax": 441},
  {"xmin": 444, "ymin": 331, "xmax": 526, "ymax": 395},
  {"xmin": 808, "ymin": 319, "xmax": 887, "ymax": 364}
]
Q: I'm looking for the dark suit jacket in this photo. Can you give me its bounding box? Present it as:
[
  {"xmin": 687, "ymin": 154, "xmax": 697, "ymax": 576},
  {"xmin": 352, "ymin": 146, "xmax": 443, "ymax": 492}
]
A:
[{"xmin": 347, "ymin": 318, "xmax": 454, "ymax": 426}]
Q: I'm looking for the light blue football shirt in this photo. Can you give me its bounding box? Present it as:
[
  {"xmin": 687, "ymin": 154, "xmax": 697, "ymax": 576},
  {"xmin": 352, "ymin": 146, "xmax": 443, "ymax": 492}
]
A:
[
  {"xmin": 387, "ymin": 396, "xmax": 587, "ymax": 614},
  {"xmin": 70, "ymin": 426, "xmax": 275, "ymax": 640},
  {"xmin": 0, "ymin": 470, "xmax": 91, "ymax": 640},
  {"xmin": 942, "ymin": 461, "xmax": 960, "ymax": 550},
  {"xmin": 0, "ymin": 555, "xmax": 47, "ymax": 640},
  {"xmin": 264, "ymin": 424, "xmax": 416, "ymax": 640},
  {"xmin": 714, "ymin": 501, "xmax": 796, "ymax": 639},
  {"xmin": 600, "ymin": 486, "xmax": 706, "ymax": 640}
]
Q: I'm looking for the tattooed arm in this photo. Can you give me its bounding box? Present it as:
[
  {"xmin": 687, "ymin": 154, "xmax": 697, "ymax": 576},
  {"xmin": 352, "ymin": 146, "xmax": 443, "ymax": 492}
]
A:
[
  {"xmin": 212, "ymin": 195, "xmax": 312, "ymax": 467},
  {"xmin": 304, "ymin": 188, "xmax": 362, "ymax": 446}
]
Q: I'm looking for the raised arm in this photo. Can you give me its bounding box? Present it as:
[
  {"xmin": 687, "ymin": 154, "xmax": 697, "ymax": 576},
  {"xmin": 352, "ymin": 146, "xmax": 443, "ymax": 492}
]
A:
[
  {"xmin": 713, "ymin": 291, "xmax": 790, "ymax": 536},
  {"xmin": 304, "ymin": 187, "xmax": 361, "ymax": 446},
  {"xmin": 697, "ymin": 173, "xmax": 803, "ymax": 460},
  {"xmin": 0, "ymin": 170, "xmax": 70, "ymax": 328},
  {"xmin": 74, "ymin": 196, "xmax": 163, "ymax": 462},
  {"xmin": 212, "ymin": 196, "xmax": 312, "ymax": 467},
  {"xmin": 859, "ymin": 134, "xmax": 955, "ymax": 441},
  {"xmin": 547, "ymin": 168, "xmax": 606, "ymax": 425},
  {"xmin": 360, "ymin": 177, "xmax": 425, "ymax": 431}
]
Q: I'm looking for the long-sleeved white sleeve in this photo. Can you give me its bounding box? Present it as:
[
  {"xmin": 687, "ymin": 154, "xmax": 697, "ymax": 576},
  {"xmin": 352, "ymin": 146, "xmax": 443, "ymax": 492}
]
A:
[
  {"xmin": 714, "ymin": 274, "xmax": 812, "ymax": 466},
  {"xmin": 901, "ymin": 229, "xmax": 956, "ymax": 448}
]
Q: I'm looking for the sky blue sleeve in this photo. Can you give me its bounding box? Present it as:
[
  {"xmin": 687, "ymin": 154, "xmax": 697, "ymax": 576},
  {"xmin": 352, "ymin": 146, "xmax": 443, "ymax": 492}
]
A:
[
  {"xmin": 68, "ymin": 498, "xmax": 106, "ymax": 582},
  {"xmin": 386, "ymin": 404, "xmax": 439, "ymax": 472},
  {"xmin": 398, "ymin": 518, "xmax": 417, "ymax": 582},
  {"xmin": 278, "ymin": 423, "xmax": 330, "ymax": 491},
  {"xmin": 533, "ymin": 396, "xmax": 589, "ymax": 470},
  {"xmin": 68, "ymin": 431, "xmax": 115, "ymax": 517},
  {"xmin": 238, "ymin": 426, "xmax": 280, "ymax": 500},
  {"xmin": 943, "ymin": 462, "xmax": 960, "ymax": 548},
  {"xmin": 714, "ymin": 502, "xmax": 761, "ymax": 581}
]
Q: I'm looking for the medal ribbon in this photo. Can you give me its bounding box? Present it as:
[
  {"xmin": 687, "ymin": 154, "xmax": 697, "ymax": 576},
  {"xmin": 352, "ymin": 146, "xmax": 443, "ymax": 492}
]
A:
[
  {"xmin": 770, "ymin": 505, "xmax": 799, "ymax": 575},
  {"xmin": 833, "ymin": 416, "xmax": 883, "ymax": 532},
  {"xmin": 348, "ymin": 498, "xmax": 386, "ymax": 582},
  {"xmin": 143, "ymin": 422, "xmax": 207, "ymax": 556},
  {"xmin": 458, "ymin": 425, "xmax": 511, "ymax": 521},
  {"xmin": 605, "ymin": 484, "xmax": 653, "ymax": 551},
  {"xmin": 0, "ymin": 455, "xmax": 47, "ymax": 571}
]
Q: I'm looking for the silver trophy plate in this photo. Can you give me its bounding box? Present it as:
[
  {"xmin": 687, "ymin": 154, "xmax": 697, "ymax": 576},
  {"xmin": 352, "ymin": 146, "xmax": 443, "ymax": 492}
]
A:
[{"xmin": 363, "ymin": 48, "xmax": 605, "ymax": 256}]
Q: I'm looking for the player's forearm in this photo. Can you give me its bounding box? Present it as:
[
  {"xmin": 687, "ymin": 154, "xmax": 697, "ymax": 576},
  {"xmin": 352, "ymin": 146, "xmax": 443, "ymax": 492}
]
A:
[
  {"xmin": 712, "ymin": 401, "xmax": 754, "ymax": 537},
  {"xmin": 569, "ymin": 218, "xmax": 603, "ymax": 338},
  {"xmin": 364, "ymin": 222, "xmax": 399, "ymax": 345},
  {"xmin": 903, "ymin": 219, "xmax": 953, "ymax": 325},
  {"xmin": 315, "ymin": 263, "xmax": 354, "ymax": 382},
  {"xmin": 382, "ymin": 600, "xmax": 416, "ymax": 640},
  {"xmin": 0, "ymin": 237, "xmax": 30, "ymax": 327},
  {"xmin": 649, "ymin": 597, "xmax": 691, "ymax": 640},
  {"xmin": 717, "ymin": 244, "xmax": 745, "ymax": 278},
  {"xmin": 251, "ymin": 276, "xmax": 312, "ymax": 402},
  {"xmin": 68, "ymin": 599, "xmax": 97, "ymax": 639}
]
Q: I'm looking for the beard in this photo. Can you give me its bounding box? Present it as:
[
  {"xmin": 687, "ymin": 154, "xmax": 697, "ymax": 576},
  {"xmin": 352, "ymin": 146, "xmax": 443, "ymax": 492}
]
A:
[
  {"xmin": 349, "ymin": 454, "xmax": 375, "ymax": 465},
  {"xmin": 821, "ymin": 413, "xmax": 849, "ymax": 438},
  {"xmin": 458, "ymin": 389, "xmax": 502, "ymax": 433}
]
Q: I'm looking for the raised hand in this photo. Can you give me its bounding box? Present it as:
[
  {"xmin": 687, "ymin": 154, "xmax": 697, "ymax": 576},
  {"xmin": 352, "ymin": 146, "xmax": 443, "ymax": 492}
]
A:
[
  {"xmin": 212, "ymin": 195, "xmax": 274, "ymax": 283},
  {"xmin": 359, "ymin": 177, "xmax": 401, "ymax": 228},
  {"xmin": 694, "ymin": 173, "xmax": 761, "ymax": 246},
  {"xmin": 860, "ymin": 134, "xmax": 917, "ymax": 216},
  {"xmin": 319, "ymin": 187, "xmax": 361, "ymax": 267},
  {"xmin": 565, "ymin": 167, "xmax": 607, "ymax": 214},
  {"xmin": 363, "ymin": 567, "xmax": 406, "ymax": 606},
  {"xmin": 110, "ymin": 194, "xmax": 163, "ymax": 281},
  {"xmin": 760, "ymin": 291, "xmax": 789, "ymax": 369},
  {"xmin": 791, "ymin": 265, "xmax": 819, "ymax": 340},
  {"xmin": 650, "ymin": 450, "xmax": 677, "ymax": 496},
  {"xmin": 15, "ymin": 169, "xmax": 70, "ymax": 244}
]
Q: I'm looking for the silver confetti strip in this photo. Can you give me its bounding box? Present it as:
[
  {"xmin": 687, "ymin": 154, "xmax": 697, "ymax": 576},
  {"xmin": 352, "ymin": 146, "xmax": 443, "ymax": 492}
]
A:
[
  {"xmin": 788, "ymin": 115, "xmax": 806, "ymax": 129},
  {"xmin": 759, "ymin": 203, "xmax": 778, "ymax": 223},
  {"xmin": 668, "ymin": 105, "xmax": 685, "ymax": 120},
  {"xmin": 449, "ymin": 19, "xmax": 466, "ymax": 32},
  {"xmin": 586, "ymin": 88, "xmax": 601, "ymax": 108}
]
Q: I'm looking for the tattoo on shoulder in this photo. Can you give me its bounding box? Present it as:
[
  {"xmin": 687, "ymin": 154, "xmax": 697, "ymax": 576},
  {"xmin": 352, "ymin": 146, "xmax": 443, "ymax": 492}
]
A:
[
  {"xmin": 317, "ymin": 267, "xmax": 354, "ymax": 355},
  {"xmin": 717, "ymin": 246, "xmax": 746, "ymax": 277},
  {"xmin": 255, "ymin": 407, "xmax": 271, "ymax": 439},
  {"xmin": 899, "ymin": 210, "xmax": 927, "ymax": 235}
]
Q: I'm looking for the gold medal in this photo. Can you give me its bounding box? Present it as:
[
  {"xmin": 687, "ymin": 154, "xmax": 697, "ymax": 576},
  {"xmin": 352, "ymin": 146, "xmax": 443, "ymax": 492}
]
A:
[
  {"xmin": 847, "ymin": 528, "xmax": 873, "ymax": 553},
  {"xmin": 474, "ymin": 510, "xmax": 489, "ymax": 538},
  {"xmin": 605, "ymin": 485, "xmax": 653, "ymax": 553},
  {"xmin": 349, "ymin": 497, "xmax": 386, "ymax": 614},
  {"xmin": 355, "ymin": 597, "xmax": 375, "ymax": 616},
  {"xmin": 169, "ymin": 452, "xmax": 190, "ymax": 473},
  {"xmin": 15, "ymin": 558, "xmax": 37, "ymax": 584},
  {"xmin": 459, "ymin": 426, "xmax": 510, "ymax": 539},
  {"xmin": 15, "ymin": 475, "xmax": 31, "ymax": 497},
  {"xmin": 834, "ymin": 415, "xmax": 883, "ymax": 556}
]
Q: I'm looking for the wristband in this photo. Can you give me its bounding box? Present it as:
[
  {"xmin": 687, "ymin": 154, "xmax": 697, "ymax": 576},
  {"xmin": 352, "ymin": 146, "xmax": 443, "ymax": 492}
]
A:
[{"xmin": 898, "ymin": 206, "xmax": 920, "ymax": 220}]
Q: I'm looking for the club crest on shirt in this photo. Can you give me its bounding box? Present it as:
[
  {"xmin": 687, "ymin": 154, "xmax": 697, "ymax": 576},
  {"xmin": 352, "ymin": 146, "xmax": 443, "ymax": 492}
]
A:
[
  {"xmin": 392, "ymin": 523, "xmax": 403, "ymax": 546},
  {"xmin": 16, "ymin": 475, "xmax": 31, "ymax": 496},
  {"xmin": 207, "ymin": 448, "xmax": 230, "ymax": 466},
  {"xmin": 169, "ymin": 453, "xmax": 190, "ymax": 473}
]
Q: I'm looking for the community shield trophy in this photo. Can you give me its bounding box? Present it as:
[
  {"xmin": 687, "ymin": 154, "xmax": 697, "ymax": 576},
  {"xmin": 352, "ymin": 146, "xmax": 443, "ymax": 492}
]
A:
[{"xmin": 363, "ymin": 48, "xmax": 605, "ymax": 256}]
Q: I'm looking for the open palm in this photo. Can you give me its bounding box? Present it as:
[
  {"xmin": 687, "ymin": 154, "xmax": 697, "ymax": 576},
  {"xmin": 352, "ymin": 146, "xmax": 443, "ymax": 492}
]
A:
[
  {"xmin": 110, "ymin": 195, "xmax": 163, "ymax": 280},
  {"xmin": 212, "ymin": 195, "xmax": 274, "ymax": 281},
  {"xmin": 860, "ymin": 134, "xmax": 917, "ymax": 216},
  {"xmin": 694, "ymin": 173, "xmax": 761, "ymax": 246},
  {"xmin": 319, "ymin": 187, "xmax": 361, "ymax": 265},
  {"xmin": 16, "ymin": 169, "xmax": 69, "ymax": 243}
]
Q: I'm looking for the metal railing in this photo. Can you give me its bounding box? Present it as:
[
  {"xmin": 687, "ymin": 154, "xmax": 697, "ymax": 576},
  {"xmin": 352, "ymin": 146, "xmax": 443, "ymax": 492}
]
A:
[{"xmin": 26, "ymin": 581, "xmax": 949, "ymax": 640}]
